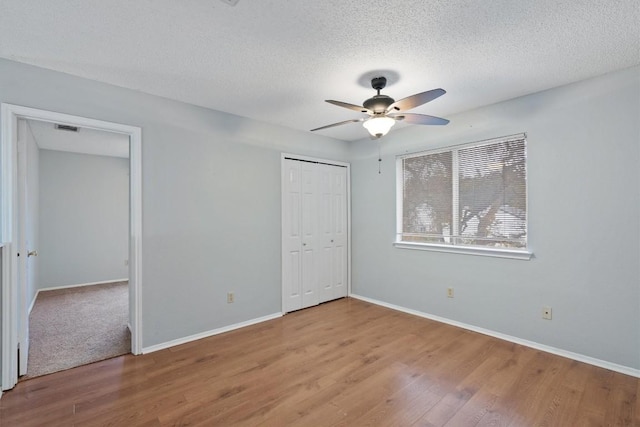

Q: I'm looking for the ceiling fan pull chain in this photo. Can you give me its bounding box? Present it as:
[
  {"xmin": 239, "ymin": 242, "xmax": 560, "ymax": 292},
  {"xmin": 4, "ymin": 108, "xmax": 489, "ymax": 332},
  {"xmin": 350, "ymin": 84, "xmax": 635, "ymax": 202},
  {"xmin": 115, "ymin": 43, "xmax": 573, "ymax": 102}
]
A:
[{"xmin": 378, "ymin": 140, "xmax": 382, "ymax": 174}]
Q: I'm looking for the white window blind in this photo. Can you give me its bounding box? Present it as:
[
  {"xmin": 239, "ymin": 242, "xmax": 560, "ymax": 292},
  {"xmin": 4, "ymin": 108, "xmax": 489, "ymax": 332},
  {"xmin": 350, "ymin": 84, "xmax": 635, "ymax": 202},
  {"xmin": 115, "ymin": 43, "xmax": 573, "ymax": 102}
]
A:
[{"xmin": 398, "ymin": 133, "xmax": 527, "ymax": 250}]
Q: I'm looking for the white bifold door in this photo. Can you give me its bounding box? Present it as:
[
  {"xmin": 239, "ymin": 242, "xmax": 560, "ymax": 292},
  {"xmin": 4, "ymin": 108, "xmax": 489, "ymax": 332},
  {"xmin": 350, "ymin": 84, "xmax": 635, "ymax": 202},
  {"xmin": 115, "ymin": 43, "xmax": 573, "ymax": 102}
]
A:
[{"xmin": 282, "ymin": 158, "xmax": 348, "ymax": 313}]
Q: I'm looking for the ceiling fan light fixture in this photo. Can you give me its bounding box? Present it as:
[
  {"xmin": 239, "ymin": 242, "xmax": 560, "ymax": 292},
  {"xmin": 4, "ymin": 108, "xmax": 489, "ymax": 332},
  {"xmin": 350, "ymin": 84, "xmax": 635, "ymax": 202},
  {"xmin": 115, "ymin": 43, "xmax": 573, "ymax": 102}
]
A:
[{"xmin": 363, "ymin": 116, "xmax": 395, "ymax": 137}]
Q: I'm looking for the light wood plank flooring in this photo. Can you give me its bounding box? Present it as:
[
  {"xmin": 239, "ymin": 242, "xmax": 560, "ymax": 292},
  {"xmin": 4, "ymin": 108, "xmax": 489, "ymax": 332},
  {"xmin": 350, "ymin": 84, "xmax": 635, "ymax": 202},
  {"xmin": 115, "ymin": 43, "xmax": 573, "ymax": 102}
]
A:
[{"xmin": 0, "ymin": 298, "xmax": 637, "ymax": 426}]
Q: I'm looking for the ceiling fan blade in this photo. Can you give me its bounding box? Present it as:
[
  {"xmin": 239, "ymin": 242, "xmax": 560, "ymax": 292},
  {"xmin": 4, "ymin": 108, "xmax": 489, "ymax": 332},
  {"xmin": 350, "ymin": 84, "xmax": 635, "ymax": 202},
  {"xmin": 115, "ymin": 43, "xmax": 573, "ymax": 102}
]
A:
[
  {"xmin": 310, "ymin": 118, "xmax": 365, "ymax": 132},
  {"xmin": 387, "ymin": 88, "xmax": 446, "ymax": 112},
  {"xmin": 326, "ymin": 100, "xmax": 370, "ymax": 113},
  {"xmin": 390, "ymin": 113, "xmax": 449, "ymax": 125}
]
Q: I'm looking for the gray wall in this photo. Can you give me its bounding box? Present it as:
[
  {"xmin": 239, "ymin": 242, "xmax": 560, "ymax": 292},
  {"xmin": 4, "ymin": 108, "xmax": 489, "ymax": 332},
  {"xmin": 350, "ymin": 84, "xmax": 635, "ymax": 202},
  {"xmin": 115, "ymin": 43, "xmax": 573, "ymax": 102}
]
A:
[
  {"xmin": 349, "ymin": 65, "xmax": 640, "ymax": 369},
  {"xmin": 0, "ymin": 58, "xmax": 349, "ymax": 348},
  {"xmin": 0, "ymin": 58, "xmax": 637, "ymax": 371},
  {"xmin": 38, "ymin": 149, "xmax": 129, "ymax": 288}
]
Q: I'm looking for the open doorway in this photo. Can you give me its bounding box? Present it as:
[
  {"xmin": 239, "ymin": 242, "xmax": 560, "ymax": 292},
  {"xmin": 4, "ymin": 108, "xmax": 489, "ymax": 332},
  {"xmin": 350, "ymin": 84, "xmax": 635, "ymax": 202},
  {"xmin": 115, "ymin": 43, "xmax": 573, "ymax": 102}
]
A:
[
  {"xmin": 22, "ymin": 119, "xmax": 130, "ymax": 378},
  {"xmin": 1, "ymin": 104, "xmax": 142, "ymax": 391}
]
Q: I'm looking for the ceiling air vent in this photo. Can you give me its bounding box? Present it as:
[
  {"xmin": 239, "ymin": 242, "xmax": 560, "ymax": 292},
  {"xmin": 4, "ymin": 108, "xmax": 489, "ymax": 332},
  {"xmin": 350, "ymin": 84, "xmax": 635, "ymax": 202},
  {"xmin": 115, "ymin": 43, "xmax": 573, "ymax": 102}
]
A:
[{"xmin": 55, "ymin": 124, "xmax": 79, "ymax": 132}]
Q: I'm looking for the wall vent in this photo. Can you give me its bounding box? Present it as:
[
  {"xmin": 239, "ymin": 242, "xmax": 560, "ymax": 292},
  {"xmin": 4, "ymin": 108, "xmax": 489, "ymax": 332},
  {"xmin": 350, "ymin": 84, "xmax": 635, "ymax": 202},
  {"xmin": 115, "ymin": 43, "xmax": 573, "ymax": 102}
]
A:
[{"xmin": 54, "ymin": 124, "xmax": 79, "ymax": 132}]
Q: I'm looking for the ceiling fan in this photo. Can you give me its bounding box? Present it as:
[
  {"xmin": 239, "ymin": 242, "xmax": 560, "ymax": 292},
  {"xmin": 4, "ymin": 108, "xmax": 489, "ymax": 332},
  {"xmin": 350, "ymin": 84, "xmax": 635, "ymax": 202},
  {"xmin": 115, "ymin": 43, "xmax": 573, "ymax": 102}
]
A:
[{"xmin": 311, "ymin": 76, "xmax": 449, "ymax": 138}]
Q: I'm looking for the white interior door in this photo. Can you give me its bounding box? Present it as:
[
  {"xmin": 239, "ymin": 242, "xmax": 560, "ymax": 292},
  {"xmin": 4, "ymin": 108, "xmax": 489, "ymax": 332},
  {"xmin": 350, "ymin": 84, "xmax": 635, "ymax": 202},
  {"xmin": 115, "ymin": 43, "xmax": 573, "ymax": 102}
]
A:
[
  {"xmin": 16, "ymin": 119, "xmax": 39, "ymax": 376},
  {"xmin": 300, "ymin": 161, "xmax": 319, "ymax": 309},
  {"xmin": 282, "ymin": 159, "xmax": 303, "ymax": 312},
  {"xmin": 282, "ymin": 159, "xmax": 320, "ymax": 312},
  {"xmin": 16, "ymin": 119, "xmax": 28, "ymax": 376},
  {"xmin": 330, "ymin": 164, "xmax": 348, "ymax": 300},
  {"xmin": 318, "ymin": 165, "xmax": 333, "ymax": 303},
  {"xmin": 318, "ymin": 164, "xmax": 347, "ymax": 303},
  {"xmin": 282, "ymin": 156, "xmax": 348, "ymax": 313}
]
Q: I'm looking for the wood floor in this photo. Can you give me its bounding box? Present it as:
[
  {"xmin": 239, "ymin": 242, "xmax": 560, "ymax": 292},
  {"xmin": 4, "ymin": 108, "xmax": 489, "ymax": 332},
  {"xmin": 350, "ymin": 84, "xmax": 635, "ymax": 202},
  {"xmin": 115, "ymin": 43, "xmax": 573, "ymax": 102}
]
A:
[{"xmin": 0, "ymin": 298, "xmax": 637, "ymax": 426}]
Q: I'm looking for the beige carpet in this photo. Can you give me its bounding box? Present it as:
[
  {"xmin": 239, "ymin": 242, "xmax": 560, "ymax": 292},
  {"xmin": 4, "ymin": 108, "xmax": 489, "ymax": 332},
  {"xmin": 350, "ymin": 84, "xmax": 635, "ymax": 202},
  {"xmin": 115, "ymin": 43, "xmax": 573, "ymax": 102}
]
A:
[{"xmin": 25, "ymin": 281, "xmax": 131, "ymax": 379}]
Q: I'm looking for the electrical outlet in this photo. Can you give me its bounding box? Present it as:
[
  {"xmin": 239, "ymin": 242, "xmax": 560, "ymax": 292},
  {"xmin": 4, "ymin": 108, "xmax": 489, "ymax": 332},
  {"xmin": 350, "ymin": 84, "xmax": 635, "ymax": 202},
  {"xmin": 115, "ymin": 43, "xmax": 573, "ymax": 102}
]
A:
[
  {"xmin": 227, "ymin": 292, "xmax": 234, "ymax": 303},
  {"xmin": 542, "ymin": 306, "xmax": 552, "ymax": 320},
  {"xmin": 447, "ymin": 287, "xmax": 454, "ymax": 298}
]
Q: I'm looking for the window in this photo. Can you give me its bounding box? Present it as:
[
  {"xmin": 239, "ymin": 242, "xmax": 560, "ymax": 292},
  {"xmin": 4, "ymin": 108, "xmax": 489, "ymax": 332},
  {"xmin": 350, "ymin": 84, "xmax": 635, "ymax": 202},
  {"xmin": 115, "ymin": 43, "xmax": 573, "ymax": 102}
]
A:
[{"xmin": 396, "ymin": 133, "xmax": 530, "ymax": 259}]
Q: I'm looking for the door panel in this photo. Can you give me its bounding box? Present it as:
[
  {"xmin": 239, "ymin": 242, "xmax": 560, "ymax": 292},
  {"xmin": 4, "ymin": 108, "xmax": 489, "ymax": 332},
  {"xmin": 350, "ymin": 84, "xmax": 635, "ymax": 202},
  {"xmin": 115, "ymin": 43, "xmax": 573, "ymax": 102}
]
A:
[
  {"xmin": 17, "ymin": 119, "xmax": 29, "ymax": 375},
  {"xmin": 319, "ymin": 168, "xmax": 332, "ymax": 236},
  {"xmin": 17, "ymin": 119, "xmax": 40, "ymax": 376},
  {"xmin": 282, "ymin": 160, "xmax": 303, "ymax": 312},
  {"xmin": 334, "ymin": 244, "xmax": 346, "ymax": 298},
  {"xmin": 287, "ymin": 252, "xmax": 301, "ymax": 299},
  {"xmin": 301, "ymin": 247, "xmax": 317, "ymax": 308},
  {"xmin": 317, "ymin": 165, "xmax": 333, "ymax": 302},
  {"xmin": 332, "ymin": 167, "xmax": 348, "ymax": 299},
  {"xmin": 300, "ymin": 161, "xmax": 318, "ymax": 308},
  {"xmin": 317, "ymin": 163, "xmax": 348, "ymax": 303},
  {"xmin": 320, "ymin": 246, "xmax": 332, "ymax": 293},
  {"xmin": 290, "ymin": 193, "xmax": 300, "ymax": 238}
]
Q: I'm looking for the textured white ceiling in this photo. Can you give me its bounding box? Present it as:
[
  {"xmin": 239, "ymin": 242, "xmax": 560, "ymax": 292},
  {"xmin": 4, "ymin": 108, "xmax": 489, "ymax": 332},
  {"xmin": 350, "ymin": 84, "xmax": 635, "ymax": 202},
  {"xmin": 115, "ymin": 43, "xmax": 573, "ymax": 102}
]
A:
[{"xmin": 1, "ymin": 1, "xmax": 639, "ymax": 141}]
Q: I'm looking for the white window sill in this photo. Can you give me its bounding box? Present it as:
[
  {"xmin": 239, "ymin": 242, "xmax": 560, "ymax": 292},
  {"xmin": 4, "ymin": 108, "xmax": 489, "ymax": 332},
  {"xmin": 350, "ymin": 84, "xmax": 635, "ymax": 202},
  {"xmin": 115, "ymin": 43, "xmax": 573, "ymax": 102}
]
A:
[{"xmin": 393, "ymin": 241, "xmax": 533, "ymax": 260}]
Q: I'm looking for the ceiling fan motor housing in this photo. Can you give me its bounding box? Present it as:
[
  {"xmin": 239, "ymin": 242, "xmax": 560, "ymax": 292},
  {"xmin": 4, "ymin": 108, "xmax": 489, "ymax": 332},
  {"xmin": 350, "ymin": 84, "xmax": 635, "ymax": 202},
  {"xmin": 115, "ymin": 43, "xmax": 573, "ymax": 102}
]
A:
[{"xmin": 363, "ymin": 95, "xmax": 394, "ymax": 114}]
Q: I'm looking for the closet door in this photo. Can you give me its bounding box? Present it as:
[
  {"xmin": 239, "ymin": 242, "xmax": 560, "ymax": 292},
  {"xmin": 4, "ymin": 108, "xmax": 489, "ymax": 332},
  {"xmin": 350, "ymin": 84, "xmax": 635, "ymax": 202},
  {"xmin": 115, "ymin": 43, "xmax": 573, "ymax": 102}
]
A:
[
  {"xmin": 331, "ymin": 165, "xmax": 348, "ymax": 300},
  {"xmin": 282, "ymin": 159, "xmax": 319, "ymax": 312},
  {"xmin": 282, "ymin": 159, "xmax": 303, "ymax": 312},
  {"xmin": 318, "ymin": 164, "xmax": 347, "ymax": 303},
  {"xmin": 282, "ymin": 157, "xmax": 348, "ymax": 313},
  {"xmin": 299, "ymin": 161, "xmax": 319, "ymax": 309}
]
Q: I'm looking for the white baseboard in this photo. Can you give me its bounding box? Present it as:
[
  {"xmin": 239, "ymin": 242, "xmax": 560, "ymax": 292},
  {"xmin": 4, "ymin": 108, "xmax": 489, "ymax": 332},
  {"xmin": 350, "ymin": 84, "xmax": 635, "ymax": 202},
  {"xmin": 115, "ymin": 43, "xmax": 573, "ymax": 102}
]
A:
[
  {"xmin": 350, "ymin": 294, "xmax": 640, "ymax": 379},
  {"xmin": 28, "ymin": 293, "xmax": 38, "ymax": 315},
  {"xmin": 142, "ymin": 312, "xmax": 283, "ymax": 354},
  {"xmin": 38, "ymin": 278, "xmax": 129, "ymax": 293}
]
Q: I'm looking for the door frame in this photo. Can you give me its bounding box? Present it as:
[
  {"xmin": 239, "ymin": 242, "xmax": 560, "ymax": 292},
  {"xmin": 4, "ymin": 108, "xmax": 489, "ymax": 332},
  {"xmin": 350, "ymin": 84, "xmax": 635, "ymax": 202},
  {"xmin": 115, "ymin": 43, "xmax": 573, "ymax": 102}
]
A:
[
  {"xmin": 1, "ymin": 104, "xmax": 143, "ymax": 391},
  {"xmin": 280, "ymin": 153, "xmax": 351, "ymax": 314}
]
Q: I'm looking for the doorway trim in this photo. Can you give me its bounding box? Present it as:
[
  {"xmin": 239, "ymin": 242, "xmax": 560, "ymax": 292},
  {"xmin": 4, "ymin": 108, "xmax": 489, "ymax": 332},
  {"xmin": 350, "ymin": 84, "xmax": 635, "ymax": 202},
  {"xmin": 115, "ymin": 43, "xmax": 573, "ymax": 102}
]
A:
[{"xmin": 1, "ymin": 104, "xmax": 143, "ymax": 391}]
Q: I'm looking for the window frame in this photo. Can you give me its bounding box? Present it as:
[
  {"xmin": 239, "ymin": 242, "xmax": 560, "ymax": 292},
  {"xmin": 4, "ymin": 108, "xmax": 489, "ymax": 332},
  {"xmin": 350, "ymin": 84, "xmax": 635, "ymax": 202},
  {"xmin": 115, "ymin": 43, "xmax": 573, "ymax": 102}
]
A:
[{"xmin": 394, "ymin": 133, "xmax": 533, "ymax": 260}]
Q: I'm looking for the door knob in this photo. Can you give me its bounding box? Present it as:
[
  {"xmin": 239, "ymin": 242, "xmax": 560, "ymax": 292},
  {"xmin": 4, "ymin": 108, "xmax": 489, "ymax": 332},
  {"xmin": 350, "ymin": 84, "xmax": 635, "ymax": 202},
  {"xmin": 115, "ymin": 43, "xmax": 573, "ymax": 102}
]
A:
[{"xmin": 27, "ymin": 250, "xmax": 38, "ymax": 257}]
